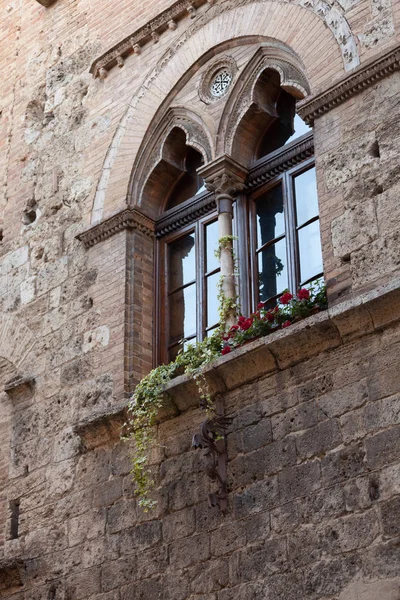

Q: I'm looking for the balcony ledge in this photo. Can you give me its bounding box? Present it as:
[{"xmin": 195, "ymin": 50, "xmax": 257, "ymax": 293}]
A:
[{"xmin": 74, "ymin": 277, "xmax": 400, "ymax": 440}]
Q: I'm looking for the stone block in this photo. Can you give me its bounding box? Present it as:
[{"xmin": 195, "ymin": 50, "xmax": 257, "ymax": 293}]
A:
[
  {"xmin": 242, "ymin": 418, "xmax": 273, "ymax": 452},
  {"xmin": 380, "ymin": 463, "xmax": 400, "ymax": 500},
  {"xmin": 288, "ymin": 525, "xmax": 321, "ymax": 566},
  {"xmin": 331, "ymin": 200, "xmax": 378, "ymax": 258},
  {"xmin": 135, "ymin": 545, "xmax": 168, "ymax": 579},
  {"xmin": 162, "ymin": 572, "xmax": 190, "ymax": 600},
  {"xmin": 119, "ymin": 520, "xmax": 162, "ymax": 556},
  {"xmin": 53, "ymin": 427, "xmax": 82, "ymax": 462},
  {"xmin": 322, "ymin": 444, "xmax": 366, "ymax": 486},
  {"xmin": 93, "ymin": 478, "xmax": 122, "ymax": 508},
  {"xmin": 189, "ymin": 558, "xmax": 229, "ymax": 594},
  {"xmin": 239, "ymin": 537, "xmax": 287, "ymax": 580},
  {"xmin": 271, "ymin": 400, "xmax": 326, "ymax": 441},
  {"xmin": 234, "ymin": 476, "xmax": 279, "ymax": 518},
  {"xmin": 318, "ymin": 379, "xmax": 368, "ymax": 418},
  {"xmin": 343, "ymin": 475, "xmax": 376, "ymax": 511},
  {"xmin": 332, "ymin": 509, "xmax": 380, "ymax": 553},
  {"xmin": 279, "ymin": 461, "xmax": 321, "ymax": 503},
  {"xmin": 304, "ymin": 554, "xmax": 362, "ymax": 598},
  {"xmin": 120, "ymin": 576, "xmax": 164, "ymax": 600},
  {"xmin": 107, "ymin": 499, "xmax": 137, "ymax": 534},
  {"xmin": 362, "ymin": 538, "xmax": 400, "ymax": 580},
  {"xmin": 298, "ymin": 486, "xmax": 346, "ymax": 524},
  {"xmin": 83, "ymin": 325, "xmax": 110, "ymax": 353},
  {"xmin": 265, "ymin": 571, "xmax": 305, "ymax": 600},
  {"xmin": 210, "ymin": 521, "xmax": 246, "ymax": 556},
  {"xmin": 380, "ymin": 496, "xmax": 400, "ymax": 538},
  {"xmin": 68, "ymin": 509, "xmax": 105, "ymax": 546},
  {"xmin": 296, "ymin": 419, "xmax": 342, "ymax": 459},
  {"xmin": 20, "ymin": 276, "xmax": 36, "ymax": 305},
  {"xmin": 271, "ymin": 502, "xmax": 299, "ymax": 534},
  {"xmin": 168, "ymin": 532, "xmax": 210, "ymax": 568},
  {"xmin": 298, "ymin": 374, "xmax": 333, "ymax": 403},
  {"xmin": 101, "ymin": 557, "xmax": 136, "ymax": 591},
  {"xmin": 234, "ymin": 403, "xmax": 263, "ymax": 429},
  {"xmin": 162, "ymin": 507, "xmax": 195, "ymax": 543},
  {"xmin": 365, "ymin": 426, "xmax": 400, "ymax": 470}
]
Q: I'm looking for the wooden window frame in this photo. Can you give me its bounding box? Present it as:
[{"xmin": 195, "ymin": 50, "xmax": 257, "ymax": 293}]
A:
[
  {"xmin": 247, "ymin": 156, "xmax": 322, "ymax": 309},
  {"xmin": 154, "ymin": 130, "xmax": 320, "ymax": 365},
  {"xmin": 155, "ymin": 212, "xmax": 219, "ymax": 365}
]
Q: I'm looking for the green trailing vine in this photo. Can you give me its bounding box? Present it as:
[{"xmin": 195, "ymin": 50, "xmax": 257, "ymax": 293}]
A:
[
  {"xmin": 123, "ymin": 230, "xmax": 327, "ymax": 510},
  {"xmin": 122, "ymin": 335, "xmax": 222, "ymax": 510},
  {"xmin": 215, "ymin": 235, "xmax": 240, "ymax": 329}
]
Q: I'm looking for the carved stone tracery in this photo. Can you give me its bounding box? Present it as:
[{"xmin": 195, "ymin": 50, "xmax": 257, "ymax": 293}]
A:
[
  {"xmin": 217, "ymin": 44, "xmax": 310, "ymax": 162},
  {"xmin": 198, "ymin": 56, "xmax": 238, "ymax": 104},
  {"xmin": 130, "ymin": 108, "xmax": 214, "ymax": 215}
]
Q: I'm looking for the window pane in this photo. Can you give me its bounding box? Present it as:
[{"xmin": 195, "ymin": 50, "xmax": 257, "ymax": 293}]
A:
[
  {"xmin": 284, "ymin": 114, "xmax": 311, "ymax": 145},
  {"xmin": 258, "ymin": 237, "xmax": 288, "ymax": 302},
  {"xmin": 169, "ymin": 234, "xmax": 196, "ymax": 291},
  {"xmin": 256, "ymin": 185, "xmax": 285, "ymax": 247},
  {"xmin": 206, "ymin": 220, "xmax": 219, "ymax": 273},
  {"xmin": 294, "ymin": 167, "xmax": 318, "ymax": 227},
  {"xmin": 298, "ymin": 220, "xmax": 323, "ymax": 283},
  {"xmin": 207, "ymin": 271, "xmax": 220, "ymax": 328},
  {"xmin": 169, "ymin": 284, "xmax": 196, "ymax": 341}
]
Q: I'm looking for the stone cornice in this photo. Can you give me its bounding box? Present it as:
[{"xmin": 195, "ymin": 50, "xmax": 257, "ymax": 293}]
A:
[
  {"xmin": 298, "ymin": 43, "xmax": 400, "ymax": 125},
  {"xmin": 77, "ymin": 209, "xmax": 155, "ymax": 249},
  {"xmin": 247, "ymin": 132, "xmax": 314, "ymax": 188},
  {"xmin": 90, "ymin": 0, "xmax": 211, "ymax": 79}
]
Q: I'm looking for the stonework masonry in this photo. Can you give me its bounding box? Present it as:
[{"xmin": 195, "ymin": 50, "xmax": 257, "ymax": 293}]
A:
[{"xmin": 0, "ymin": 0, "xmax": 400, "ymax": 598}]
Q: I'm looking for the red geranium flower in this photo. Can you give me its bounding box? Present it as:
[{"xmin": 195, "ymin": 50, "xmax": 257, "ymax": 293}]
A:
[
  {"xmin": 279, "ymin": 292, "xmax": 293, "ymax": 305},
  {"xmin": 297, "ymin": 288, "xmax": 310, "ymax": 301},
  {"xmin": 240, "ymin": 318, "xmax": 253, "ymax": 331},
  {"xmin": 257, "ymin": 302, "xmax": 265, "ymax": 309},
  {"xmin": 282, "ymin": 320, "xmax": 291, "ymax": 328},
  {"xmin": 229, "ymin": 325, "xmax": 239, "ymax": 331},
  {"xmin": 238, "ymin": 316, "xmax": 246, "ymax": 324},
  {"xmin": 222, "ymin": 346, "xmax": 231, "ymax": 355},
  {"xmin": 265, "ymin": 310, "xmax": 275, "ymax": 323}
]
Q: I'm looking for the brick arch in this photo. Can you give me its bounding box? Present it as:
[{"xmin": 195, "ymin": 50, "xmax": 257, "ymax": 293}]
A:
[
  {"xmin": 91, "ymin": 0, "xmax": 355, "ymax": 223},
  {"xmin": 0, "ymin": 314, "xmax": 36, "ymax": 376}
]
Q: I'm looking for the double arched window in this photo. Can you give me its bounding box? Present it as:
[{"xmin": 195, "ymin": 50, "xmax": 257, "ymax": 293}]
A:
[{"xmin": 132, "ymin": 45, "xmax": 323, "ymax": 364}]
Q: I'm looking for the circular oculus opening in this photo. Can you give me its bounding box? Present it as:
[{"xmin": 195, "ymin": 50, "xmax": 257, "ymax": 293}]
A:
[{"xmin": 210, "ymin": 69, "xmax": 233, "ymax": 98}]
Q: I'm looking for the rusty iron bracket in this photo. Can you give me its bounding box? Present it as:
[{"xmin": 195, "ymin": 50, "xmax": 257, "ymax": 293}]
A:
[{"xmin": 192, "ymin": 394, "xmax": 231, "ymax": 512}]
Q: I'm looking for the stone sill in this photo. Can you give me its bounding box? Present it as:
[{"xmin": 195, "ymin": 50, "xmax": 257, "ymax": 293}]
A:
[
  {"xmin": 74, "ymin": 277, "xmax": 400, "ymax": 440},
  {"xmin": 73, "ymin": 401, "xmax": 128, "ymax": 450}
]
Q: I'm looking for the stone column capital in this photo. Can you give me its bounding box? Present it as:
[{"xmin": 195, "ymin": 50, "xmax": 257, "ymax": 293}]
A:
[{"xmin": 198, "ymin": 155, "xmax": 248, "ymax": 212}]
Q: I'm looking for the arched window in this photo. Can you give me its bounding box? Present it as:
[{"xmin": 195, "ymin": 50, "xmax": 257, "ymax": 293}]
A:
[{"xmin": 135, "ymin": 49, "xmax": 323, "ymax": 365}]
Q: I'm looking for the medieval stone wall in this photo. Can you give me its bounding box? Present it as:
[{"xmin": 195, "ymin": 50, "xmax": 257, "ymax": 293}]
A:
[{"xmin": 0, "ymin": 0, "xmax": 400, "ymax": 597}]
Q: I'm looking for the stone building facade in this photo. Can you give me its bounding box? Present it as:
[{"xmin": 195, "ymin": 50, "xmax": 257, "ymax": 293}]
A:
[{"xmin": 0, "ymin": 0, "xmax": 400, "ymax": 597}]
